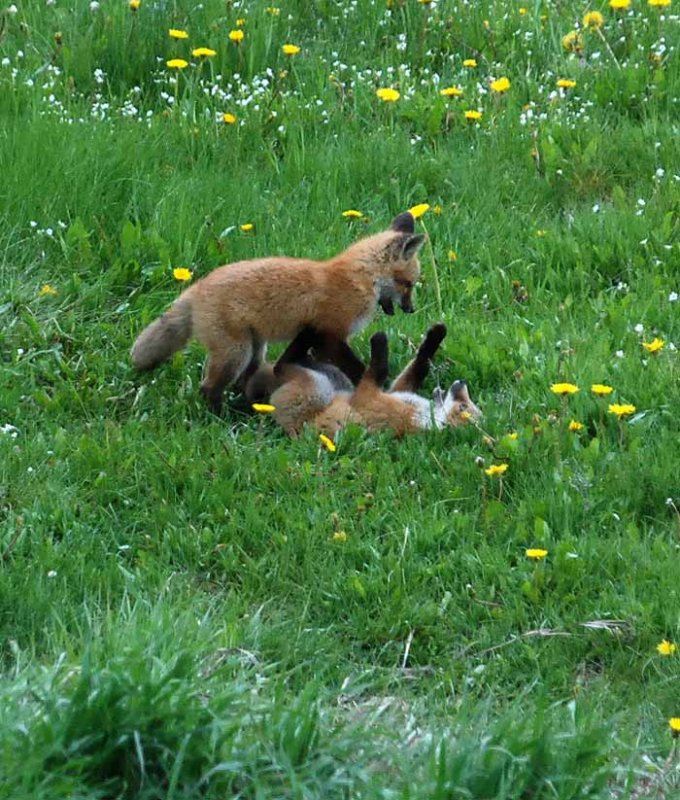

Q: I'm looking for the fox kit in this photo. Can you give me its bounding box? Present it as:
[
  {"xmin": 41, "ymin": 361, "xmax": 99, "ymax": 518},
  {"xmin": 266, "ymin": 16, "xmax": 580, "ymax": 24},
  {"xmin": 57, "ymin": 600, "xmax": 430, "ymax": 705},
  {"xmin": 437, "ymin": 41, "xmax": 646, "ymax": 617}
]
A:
[
  {"xmin": 130, "ymin": 212, "xmax": 424, "ymax": 412},
  {"xmin": 247, "ymin": 324, "xmax": 481, "ymax": 438}
]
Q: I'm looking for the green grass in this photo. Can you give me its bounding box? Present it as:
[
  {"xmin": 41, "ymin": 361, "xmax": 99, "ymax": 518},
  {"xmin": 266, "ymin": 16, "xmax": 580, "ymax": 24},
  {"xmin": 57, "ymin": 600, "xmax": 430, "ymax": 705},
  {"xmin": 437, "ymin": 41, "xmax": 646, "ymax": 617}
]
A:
[{"xmin": 1, "ymin": 0, "xmax": 679, "ymax": 797}]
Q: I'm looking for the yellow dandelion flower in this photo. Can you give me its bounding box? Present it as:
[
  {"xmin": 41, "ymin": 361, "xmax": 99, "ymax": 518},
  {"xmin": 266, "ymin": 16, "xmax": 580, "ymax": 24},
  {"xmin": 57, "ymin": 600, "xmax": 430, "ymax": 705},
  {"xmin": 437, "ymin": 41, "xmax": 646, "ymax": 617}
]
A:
[
  {"xmin": 562, "ymin": 31, "xmax": 582, "ymax": 53},
  {"xmin": 642, "ymin": 338, "xmax": 664, "ymax": 353},
  {"xmin": 648, "ymin": 0, "xmax": 671, "ymax": 6},
  {"xmin": 550, "ymin": 382, "xmax": 579, "ymax": 395},
  {"xmin": 376, "ymin": 87, "xmax": 400, "ymax": 102},
  {"xmin": 223, "ymin": 112, "xmax": 237, "ymax": 124},
  {"xmin": 484, "ymin": 463, "xmax": 508, "ymax": 477},
  {"xmin": 129, "ymin": 0, "xmax": 141, "ymax": 10},
  {"xmin": 173, "ymin": 267, "xmax": 193, "ymax": 281},
  {"xmin": 332, "ymin": 530, "xmax": 348, "ymax": 542},
  {"xmin": 169, "ymin": 28, "xmax": 189, "ymax": 40},
  {"xmin": 448, "ymin": 250, "xmax": 458, "ymax": 262},
  {"xmin": 418, "ymin": 0, "xmax": 433, "ymax": 4},
  {"xmin": 608, "ymin": 403, "xmax": 636, "ymax": 417},
  {"xmin": 252, "ymin": 403, "xmax": 276, "ymax": 413},
  {"xmin": 591, "ymin": 384, "xmax": 614, "ymax": 396},
  {"xmin": 490, "ymin": 76, "xmax": 511, "ymax": 93},
  {"xmin": 557, "ymin": 79, "xmax": 577, "ymax": 89},
  {"xmin": 464, "ymin": 109, "xmax": 482, "ymax": 121},
  {"xmin": 319, "ymin": 434, "xmax": 337, "ymax": 452},
  {"xmin": 609, "ymin": 0, "xmax": 631, "ymax": 8},
  {"xmin": 569, "ymin": 420, "xmax": 584, "ymax": 432},
  {"xmin": 519, "ymin": 7, "xmax": 528, "ymax": 15},
  {"xmin": 166, "ymin": 58, "xmax": 189, "ymax": 69},
  {"xmin": 282, "ymin": 43, "xmax": 301, "ymax": 55},
  {"xmin": 526, "ymin": 548, "xmax": 548, "ymax": 560},
  {"xmin": 432, "ymin": 205, "xmax": 443, "ymax": 215},
  {"xmin": 39, "ymin": 284, "xmax": 58, "ymax": 296},
  {"xmin": 266, "ymin": 6, "xmax": 281, "ymax": 15},
  {"xmin": 240, "ymin": 223, "xmax": 254, "ymax": 232},
  {"xmin": 657, "ymin": 640, "xmax": 677, "ymax": 656},
  {"xmin": 192, "ymin": 47, "xmax": 216, "ymax": 57},
  {"xmin": 236, "ymin": 18, "xmax": 246, "ymax": 26},
  {"xmin": 440, "ymin": 86, "xmax": 464, "ymax": 97},
  {"xmin": 583, "ymin": 11, "xmax": 604, "ymax": 28},
  {"xmin": 669, "ymin": 718, "xmax": 680, "ymax": 734},
  {"xmin": 463, "ymin": 58, "xmax": 477, "ymax": 68},
  {"xmin": 342, "ymin": 209, "xmax": 364, "ymax": 218},
  {"xmin": 507, "ymin": 432, "xmax": 519, "ymax": 440},
  {"xmin": 460, "ymin": 411, "xmax": 472, "ymax": 421},
  {"xmin": 408, "ymin": 203, "xmax": 430, "ymax": 219},
  {"xmin": 228, "ymin": 29, "xmax": 245, "ymax": 42}
]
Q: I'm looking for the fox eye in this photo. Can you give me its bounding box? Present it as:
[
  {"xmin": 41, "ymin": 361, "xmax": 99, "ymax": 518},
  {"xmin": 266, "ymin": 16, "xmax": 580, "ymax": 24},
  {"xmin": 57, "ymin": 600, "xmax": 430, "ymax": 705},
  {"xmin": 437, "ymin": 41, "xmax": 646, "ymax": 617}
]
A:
[{"xmin": 395, "ymin": 278, "xmax": 413, "ymax": 289}]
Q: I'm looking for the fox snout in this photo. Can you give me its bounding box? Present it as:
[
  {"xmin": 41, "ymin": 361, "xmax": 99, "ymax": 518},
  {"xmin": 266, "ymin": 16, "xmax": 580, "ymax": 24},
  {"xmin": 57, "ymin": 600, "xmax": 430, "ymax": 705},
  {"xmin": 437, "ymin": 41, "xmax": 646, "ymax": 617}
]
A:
[{"xmin": 379, "ymin": 292, "xmax": 415, "ymax": 315}]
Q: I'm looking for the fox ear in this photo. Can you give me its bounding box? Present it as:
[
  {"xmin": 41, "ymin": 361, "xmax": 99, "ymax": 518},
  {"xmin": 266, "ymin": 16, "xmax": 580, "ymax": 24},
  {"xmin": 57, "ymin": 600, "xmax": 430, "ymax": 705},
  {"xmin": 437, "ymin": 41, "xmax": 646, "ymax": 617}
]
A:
[
  {"xmin": 400, "ymin": 233, "xmax": 425, "ymax": 260},
  {"xmin": 432, "ymin": 387, "xmax": 446, "ymax": 406},
  {"xmin": 450, "ymin": 379, "xmax": 471, "ymax": 403},
  {"xmin": 391, "ymin": 212, "xmax": 415, "ymax": 234}
]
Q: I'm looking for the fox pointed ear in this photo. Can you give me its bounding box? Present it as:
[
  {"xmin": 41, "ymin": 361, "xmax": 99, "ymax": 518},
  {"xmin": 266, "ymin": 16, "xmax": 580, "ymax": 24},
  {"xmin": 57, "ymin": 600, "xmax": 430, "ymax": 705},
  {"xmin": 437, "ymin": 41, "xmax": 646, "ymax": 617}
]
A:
[
  {"xmin": 432, "ymin": 387, "xmax": 446, "ymax": 406},
  {"xmin": 391, "ymin": 212, "xmax": 415, "ymax": 234},
  {"xmin": 400, "ymin": 233, "xmax": 425, "ymax": 260},
  {"xmin": 450, "ymin": 379, "xmax": 471, "ymax": 403}
]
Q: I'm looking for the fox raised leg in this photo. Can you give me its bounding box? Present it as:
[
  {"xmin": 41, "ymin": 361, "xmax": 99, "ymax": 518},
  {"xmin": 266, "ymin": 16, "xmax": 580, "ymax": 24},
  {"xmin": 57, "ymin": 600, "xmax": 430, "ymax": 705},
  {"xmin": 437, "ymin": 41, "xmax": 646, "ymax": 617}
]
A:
[{"xmin": 390, "ymin": 323, "xmax": 447, "ymax": 393}]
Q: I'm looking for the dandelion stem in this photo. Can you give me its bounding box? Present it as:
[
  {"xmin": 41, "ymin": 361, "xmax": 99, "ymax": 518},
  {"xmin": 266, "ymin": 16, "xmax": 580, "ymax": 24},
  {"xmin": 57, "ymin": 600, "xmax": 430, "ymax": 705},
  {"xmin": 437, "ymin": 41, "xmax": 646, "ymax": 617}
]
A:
[
  {"xmin": 596, "ymin": 28, "xmax": 621, "ymax": 70},
  {"xmin": 419, "ymin": 219, "xmax": 442, "ymax": 318}
]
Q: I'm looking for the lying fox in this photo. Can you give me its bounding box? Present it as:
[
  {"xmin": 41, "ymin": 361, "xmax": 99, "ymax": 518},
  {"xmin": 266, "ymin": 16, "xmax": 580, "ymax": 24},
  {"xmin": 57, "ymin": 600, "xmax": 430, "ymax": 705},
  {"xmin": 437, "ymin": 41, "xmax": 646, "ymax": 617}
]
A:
[
  {"xmin": 130, "ymin": 212, "xmax": 424, "ymax": 412},
  {"xmin": 246, "ymin": 324, "xmax": 481, "ymax": 438}
]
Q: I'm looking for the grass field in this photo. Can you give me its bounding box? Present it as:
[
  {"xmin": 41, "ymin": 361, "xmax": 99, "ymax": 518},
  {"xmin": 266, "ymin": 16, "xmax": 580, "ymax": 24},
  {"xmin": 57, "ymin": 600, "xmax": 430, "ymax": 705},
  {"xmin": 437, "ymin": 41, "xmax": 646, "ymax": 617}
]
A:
[{"xmin": 1, "ymin": 0, "xmax": 679, "ymax": 797}]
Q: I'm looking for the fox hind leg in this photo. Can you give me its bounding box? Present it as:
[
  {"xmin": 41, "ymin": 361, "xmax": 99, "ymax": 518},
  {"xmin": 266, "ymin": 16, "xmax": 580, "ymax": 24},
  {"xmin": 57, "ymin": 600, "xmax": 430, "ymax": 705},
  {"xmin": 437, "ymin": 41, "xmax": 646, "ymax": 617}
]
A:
[
  {"xmin": 390, "ymin": 323, "xmax": 447, "ymax": 393},
  {"xmin": 200, "ymin": 341, "xmax": 252, "ymax": 414}
]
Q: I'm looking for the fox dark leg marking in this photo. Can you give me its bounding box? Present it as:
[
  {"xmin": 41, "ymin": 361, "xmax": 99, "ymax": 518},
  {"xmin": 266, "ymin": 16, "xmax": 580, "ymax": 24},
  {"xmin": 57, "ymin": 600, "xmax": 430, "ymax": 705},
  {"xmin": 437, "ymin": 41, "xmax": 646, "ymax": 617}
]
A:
[
  {"xmin": 201, "ymin": 344, "xmax": 252, "ymax": 414},
  {"xmin": 312, "ymin": 335, "xmax": 365, "ymax": 385},
  {"xmin": 365, "ymin": 332, "xmax": 389, "ymax": 387},
  {"xmin": 390, "ymin": 323, "xmax": 447, "ymax": 392}
]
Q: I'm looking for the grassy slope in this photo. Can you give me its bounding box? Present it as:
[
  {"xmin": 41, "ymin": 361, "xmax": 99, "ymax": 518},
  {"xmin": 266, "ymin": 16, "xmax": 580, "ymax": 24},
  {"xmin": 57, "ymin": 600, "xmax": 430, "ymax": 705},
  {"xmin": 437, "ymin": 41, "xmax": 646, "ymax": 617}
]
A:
[{"xmin": 0, "ymin": 0, "xmax": 679, "ymax": 797}]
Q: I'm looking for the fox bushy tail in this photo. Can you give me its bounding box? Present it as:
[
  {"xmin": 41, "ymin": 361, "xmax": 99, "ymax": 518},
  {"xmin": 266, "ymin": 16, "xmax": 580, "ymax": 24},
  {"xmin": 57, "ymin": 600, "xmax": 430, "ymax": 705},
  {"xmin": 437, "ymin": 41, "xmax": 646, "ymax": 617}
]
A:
[{"xmin": 130, "ymin": 296, "xmax": 193, "ymax": 371}]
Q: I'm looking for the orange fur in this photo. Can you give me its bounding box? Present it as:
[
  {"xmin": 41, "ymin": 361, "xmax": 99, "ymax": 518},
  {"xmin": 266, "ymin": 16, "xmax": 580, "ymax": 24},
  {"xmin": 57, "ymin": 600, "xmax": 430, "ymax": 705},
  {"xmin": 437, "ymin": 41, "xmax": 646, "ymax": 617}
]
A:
[
  {"xmin": 263, "ymin": 326, "xmax": 482, "ymax": 439},
  {"xmin": 131, "ymin": 214, "xmax": 424, "ymax": 412}
]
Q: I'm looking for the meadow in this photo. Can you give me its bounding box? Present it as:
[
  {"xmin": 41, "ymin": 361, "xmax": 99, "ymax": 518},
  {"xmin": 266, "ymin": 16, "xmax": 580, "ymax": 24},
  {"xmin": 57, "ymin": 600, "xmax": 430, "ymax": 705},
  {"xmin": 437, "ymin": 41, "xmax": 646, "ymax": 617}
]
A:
[{"xmin": 0, "ymin": 0, "xmax": 679, "ymax": 797}]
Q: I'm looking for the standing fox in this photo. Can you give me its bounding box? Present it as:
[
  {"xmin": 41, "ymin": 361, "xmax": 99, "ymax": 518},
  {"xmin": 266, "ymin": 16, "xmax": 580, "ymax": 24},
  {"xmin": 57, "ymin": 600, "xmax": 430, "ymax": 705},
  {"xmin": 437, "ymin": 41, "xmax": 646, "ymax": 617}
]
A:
[
  {"xmin": 130, "ymin": 212, "xmax": 424, "ymax": 412},
  {"xmin": 245, "ymin": 324, "xmax": 482, "ymax": 438}
]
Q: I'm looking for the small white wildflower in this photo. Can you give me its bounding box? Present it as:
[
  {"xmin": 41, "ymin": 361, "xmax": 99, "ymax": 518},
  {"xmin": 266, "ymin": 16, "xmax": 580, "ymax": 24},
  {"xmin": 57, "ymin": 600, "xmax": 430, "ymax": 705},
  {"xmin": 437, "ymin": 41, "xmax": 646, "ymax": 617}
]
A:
[
  {"xmin": 47, "ymin": 570, "xmax": 58, "ymax": 578},
  {"xmin": 592, "ymin": 203, "xmax": 600, "ymax": 213},
  {"xmin": 634, "ymin": 323, "xmax": 644, "ymax": 334},
  {"xmin": 615, "ymin": 350, "xmax": 624, "ymax": 358},
  {"xmin": 669, "ymin": 291, "xmax": 678, "ymax": 303},
  {"xmin": 655, "ymin": 167, "xmax": 665, "ymax": 179},
  {"xmin": 7, "ymin": 4, "xmax": 18, "ymax": 14}
]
